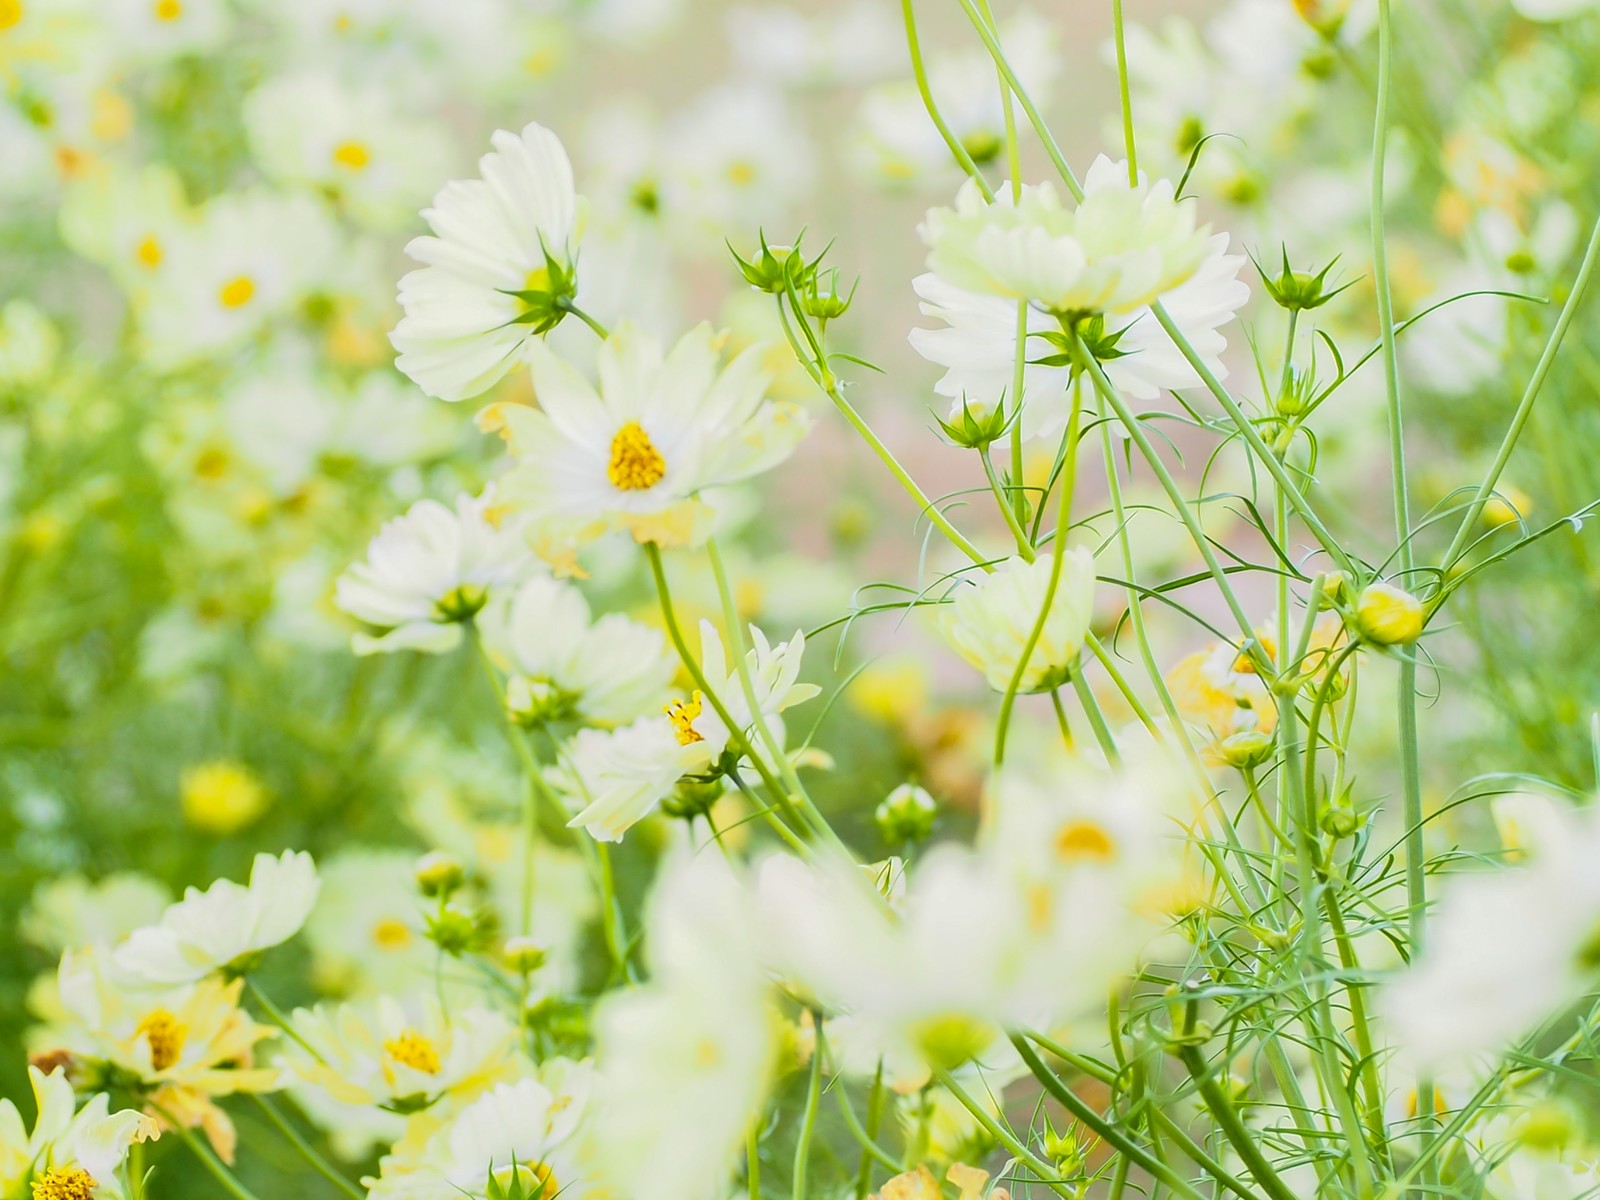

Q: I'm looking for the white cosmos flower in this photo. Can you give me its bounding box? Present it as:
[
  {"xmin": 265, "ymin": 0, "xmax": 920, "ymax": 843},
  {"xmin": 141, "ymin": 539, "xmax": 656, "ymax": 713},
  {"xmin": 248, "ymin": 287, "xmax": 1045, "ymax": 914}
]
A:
[
  {"xmin": 920, "ymin": 157, "xmax": 1211, "ymax": 316},
  {"xmin": 244, "ymin": 72, "xmax": 449, "ymax": 231},
  {"xmin": 364, "ymin": 1063, "xmax": 593, "ymax": 1200},
  {"xmin": 910, "ymin": 227, "xmax": 1246, "ymax": 440},
  {"xmin": 112, "ymin": 850, "xmax": 319, "ymax": 985},
  {"xmin": 480, "ymin": 576, "xmax": 675, "ymax": 726},
  {"xmin": 58, "ymin": 164, "xmax": 192, "ymax": 297},
  {"xmin": 390, "ymin": 122, "xmax": 580, "ymax": 402},
  {"xmin": 0, "ymin": 1067, "xmax": 157, "ymax": 1200},
  {"xmin": 1378, "ymin": 794, "xmax": 1600, "ymax": 1072},
  {"xmin": 486, "ymin": 322, "xmax": 809, "ymax": 551},
  {"xmin": 283, "ymin": 997, "xmax": 517, "ymax": 1112},
  {"xmin": 591, "ymin": 852, "xmax": 776, "ymax": 1200},
  {"xmin": 335, "ymin": 488, "xmax": 539, "ymax": 656},
  {"xmin": 672, "ymin": 619, "xmax": 820, "ymax": 760},
  {"xmin": 555, "ymin": 715, "xmax": 713, "ymax": 843},
  {"xmin": 939, "ymin": 550, "xmax": 1098, "ymax": 693}
]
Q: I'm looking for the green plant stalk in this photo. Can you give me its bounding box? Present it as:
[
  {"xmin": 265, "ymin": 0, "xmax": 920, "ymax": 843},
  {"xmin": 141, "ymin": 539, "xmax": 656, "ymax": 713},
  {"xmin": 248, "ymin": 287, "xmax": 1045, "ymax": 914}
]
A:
[
  {"xmin": 748, "ymin": 1125, "xmax": 763, "ymax": 1200},
  {"xmin": 644, "ymin": 542, "xmax": 813, "ymax": 842},
  {"xmin": 793, "ymin": 1015, "xmax": 826, "ymax": 1200},
  {"xmin": 776, "ymin": 298, "xmax": 991, "ymax": 571},
  {"xmin": 856, "ymin": 1063, "xmax": 889, "ymax": 1199},
  {"xmin": 1008, "ymin": 1037, "xmax": 1209, "ymax": 1200},
  {"xmin": 899, "ymin": 0, "xmax": 995, "ymax": 200},
  {"xmin": 1147, "ymin": 1106, "xmax": 1270, "ymax": 1200},
  {"xmin": 1083, "ymin": 632, "xmax": 1159, "ymax": 733},
  {"xmin": 156, "ymin": 1108, "xmax": 265, "ymax": 1200},
  {"xmin": 980, "ymin": 450, "xmax": 1036, "ymax": 561},
  {"xmin": 1175, "ymin": 1048, "xmax": 1302, "ymax": 1200},
  {"xmin": 930, "ymin": 1066, "xmax": 1077, "ymax": 1200},
  {"xmin": 1441, "ymin": 212, "xmax": 1600, "ymax": 568},
  {"xmin": 249, "ymin": 1095, "xmax": 364, "ymax": 1200},
  {"xmin": 1322, "ymin": 890, "xmax": 1390, "ymax": 1162},
  {"xmin": 1111, "ymin": 0, "xmax": 1138, "ymax": 182}
]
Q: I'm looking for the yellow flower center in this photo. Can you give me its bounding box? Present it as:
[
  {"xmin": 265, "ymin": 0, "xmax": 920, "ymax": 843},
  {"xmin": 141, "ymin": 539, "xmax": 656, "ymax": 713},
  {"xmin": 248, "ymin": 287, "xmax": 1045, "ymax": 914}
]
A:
[
  {"xmin": 135, "ymin": 235, "xmax": 162, "ymax": 269},
  {"xmin": 371, "ymin": 917, "xmax": 413, "ymax": 949},
  {"xmin": 218, "ymin": 275, "xmax": 255, "ymax": 309},
  {"xmin": 726, "ymin": 160, "xmax": 756, "ymax": 185},
  {"xmin": 153, "ymin": 0, "xmax": 181, "ymax": 20},
  {"xmin": 1054, "ymin": 819, "xmax": 1117, "ymax": 864},
  {"xmin": 607, "ymin": 421, "xmax": 666, "ymax": 491},
  {"xmin": 31, "ymin": 1167, "xmax": 96, "ymax": 1200},
  {"xmin": 0, "ymin": 0, "xmax": 22, "ymax": 31},
  {"xmin": 136, "ymin": 1009, "xmax": 185, "ymax": 1071},
  {"xmin": 384, "ymin": 1029, "xmax": 442, "ymax": 1074},
  {"xmin": 331, "ymin": 140, "xmax": 369, "ymax": 171},
  {"xmin": 665, "ymin": 692, "xmax": 705, "ymax": 746},
  {"xmin": 1231, "ymin": 635, "xmax": 1276, "ymax": 675}
]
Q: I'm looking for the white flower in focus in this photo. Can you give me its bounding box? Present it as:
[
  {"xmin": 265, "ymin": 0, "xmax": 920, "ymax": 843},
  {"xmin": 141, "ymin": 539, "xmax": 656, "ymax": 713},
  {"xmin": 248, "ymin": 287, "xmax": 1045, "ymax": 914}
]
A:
[
  {"xmin": 939, "ymin": 551, "xmax": 1097, "ymax": 692},
  {"xmin": 480, "ymin": 576, "xmax": 676, "ymax": 726},
  {"xmin": 487, "ymin": 322, "xmax": 809, "ymax": 551},
  {"xmin": 921, "ymin": 158, "xmax": 1211, "ymax": 316},
  {"xmin": 555, "ymin": 715, "xmax": 711, "ymax": 843},
  {"xmin": 591, "ymin": 852, "xmax": 776, "ymax": 1200},
  {"xmin": 335, "ymin": 489, "xmax": 538, "ymax": 656},
  {"xmin": 244, "ymin": 72, "xmax": 449, "ymax": 230},
  {"xmin": 364, "ymin": 1064, "xmax": 593, "ymax": 1200},
  {"xmin": 909, "ymin": 227, "xmax": 1246, "ymax": 441},
  {"xmin": 672, "ymin": 619, "xmax": 820, "ymax": 760},
  {"xmin": 0, "ymin": 1067, "xmax": 157, "ymax": 1200},
  {"xmin": 1378, "ymin": 795, "xmax": 1600, "ymax": 1071},
  {"xmin": 391, "ymin": 123, "xmax": 580, "ymax": 402},
  {"xmin": 112, "ymin": 850, "xmax": 320, "ymax": 985},
  {"xmin": 284, "ymin": 997, "xmax": 517, "ymax": 1112}
]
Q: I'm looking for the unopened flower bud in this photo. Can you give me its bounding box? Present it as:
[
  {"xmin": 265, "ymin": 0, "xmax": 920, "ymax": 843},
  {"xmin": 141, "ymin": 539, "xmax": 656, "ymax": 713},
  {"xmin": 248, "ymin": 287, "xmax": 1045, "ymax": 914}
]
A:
[
  {"xmin": 802, "ymin": 269, "xmax": 856, "ymax": 321},
  {"xmin": 875, "ymin": 783, "xmax": 938, "ymax": 844},
  {"xmin": 1256, "ymin": 247, "xmax": 1351, "ymax": 313},
  {"xmin": 1217, "ymin": 730, "xmax": 1274, "ymax": 770},
  {"xmin": 503, "ymin": 936, "xmax": 547, "ymax": 973},
  {"xmin": 1353, "ymin": 582, "xmax": 1424, "ymax": 646},
  {"xmin": 425, "ymin": 901, "xmax": 497, "ymax": 956},
  {"xmin": 1517, "ymin": 1100, "xmax": 1578, "ymax": 1151},
  {"xmin": 1320, "ymin": 804, "xmax": 1362, "ymax": 839},
  {"xmin": 935, "ymin": 396, "xmax": 1012, "ymax": 450},
  {"xmin": 415, "ymin": 851, "xmax": 465, "ymax": 898},
  {"xmin": 730, "ymin": 232, "xmax": 819, "ymax": 294},
  {"xmin": 1044, "ymin": 1130, "xmax": 1082, "ymax": 1174}
]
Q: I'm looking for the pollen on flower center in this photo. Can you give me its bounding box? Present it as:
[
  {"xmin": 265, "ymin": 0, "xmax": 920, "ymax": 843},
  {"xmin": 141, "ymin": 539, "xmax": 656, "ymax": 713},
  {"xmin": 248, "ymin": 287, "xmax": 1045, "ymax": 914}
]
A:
[
  {"xmin": 153, "ymin": 0, "xmax": 182, "ymax": 19},
  {"xmin": 332, "ymin": 140, "xmax": 370, "ymax": 170},
  {"xmin": 0, "ymin": 0, "xmax": 23, "ymax": 30},
  {"xmin": 371, "ymin": 917, "xmax": 413, "ymax": 949},
  {"xmin": 135, "ymin": 236, "xmax": 162, "ymax": 268},
  {"xmin": 607, "ymin": 421, "xmax": 666, "ymax": 491},
  {"xmin": 31, "ymin": 1166, "xmax": 96, "ymax": 1200},
  {"xmin": 384, "ymin": 1029, "xmax": 442, "ymax": 1074},
  {"xmin": 1054, "ymin": 819, "xmax": 1117, "ymax": 864},
  {"xmin": 136, "ymin": 1008, "xmax": 185, "ymax": 1071},
  {"xmin": 665, "ymin": 692, "xmax": 705, "ymax": 745},
  {"xmin": 218, "ymin": 275, "xmax": 256, "ymax": 309}
]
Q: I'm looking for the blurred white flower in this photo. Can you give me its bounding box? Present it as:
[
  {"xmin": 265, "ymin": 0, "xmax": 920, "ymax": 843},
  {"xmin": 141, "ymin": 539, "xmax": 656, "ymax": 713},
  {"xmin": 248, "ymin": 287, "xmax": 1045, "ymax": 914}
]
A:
[
  {"xmin": 335, "ymin": 488, "xmax": 538, "ymax": 656},
  {"xmin": 939, "ymin": 551, "xmax": 1097, "ymax": 693},
  {"xmin": 481, "ymin": 575, "xmax": 676, "ymax": 726},
  {"xmin": 391, "ymin": 122, "xmax": 580, "ymax": 402},
  {"xmin": 113, "ymin": 850, "xmax": 320, "ymax": 985},
  {"xmin": 58, "ymin": 164, "xmax": 192, "ymax": 296},
  {"xmin": 21, "ymin": 872, "xmax": 172, "ymax": 956},
  {"xmin": 661, "ymin": 83, "xmax": 813, "ymax": 236},
  {"xmin": 554, "ymin": 714, "xmax": 711, "ymax": 843}
]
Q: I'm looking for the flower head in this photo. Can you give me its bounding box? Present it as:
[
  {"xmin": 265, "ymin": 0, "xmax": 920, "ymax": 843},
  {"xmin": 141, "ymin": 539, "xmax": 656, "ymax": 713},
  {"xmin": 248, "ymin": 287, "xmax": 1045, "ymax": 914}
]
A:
[
  {"xmin": 939, "ymin": 551, "xmax": 1097, "ymax": 693},
  {"xmin": 0, "ymin": 1067, "xmax": 157, "ymax": 1200}
]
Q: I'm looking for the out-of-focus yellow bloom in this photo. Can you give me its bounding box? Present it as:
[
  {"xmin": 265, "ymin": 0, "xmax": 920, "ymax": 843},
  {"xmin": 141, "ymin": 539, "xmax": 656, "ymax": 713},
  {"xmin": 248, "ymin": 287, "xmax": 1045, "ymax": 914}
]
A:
[
  {"xmin": 851, "ymin": 658, "xmax": 929, "ymax": 726},
  {"xmin": 180, "ymin": 760, "xmax": 268, "ymax": 834}
]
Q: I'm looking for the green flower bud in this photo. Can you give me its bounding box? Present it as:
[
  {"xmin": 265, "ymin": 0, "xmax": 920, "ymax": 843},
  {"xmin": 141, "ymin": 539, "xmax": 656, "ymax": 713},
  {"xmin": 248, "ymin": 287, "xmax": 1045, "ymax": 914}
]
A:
[
  {"xmin": 1353, "ymin": 581, "xmax": 1425, "ymax": 646},
  {"xmin": 1517, "ymin": 1100, "xmax": 1579, "ymax": 1152},
  {"xmin": 433, "ymin": 583, "xmax": 488, "ymax": 623},
  {"xmin": 415, "ymin": 851, "xmax": 465, "ymax": 898},
  {"xmin": 801, "ymin": 269, "xmax": 857, "ymax": 321},
  {"xmin": 729, "ymin": 231, "xmax": 821, "ymax": 294},
  {"xmin": 1254, "ymin": 246, "xmax": 1353, "ymax": 313},
  {"xmin": 1217, "ymin": 730, "xmax": 1275, "ymax": 771},
  {"xmin": 935, "ymin": 396, "xmax": 1013, "ymax": 450},
  {"xmin": 503, "ymin": 936, "xmax": 548, "ymax": 974},
  {"xmin": 874, "ymin": 783, "xmax": 938, "ymax": 844}
]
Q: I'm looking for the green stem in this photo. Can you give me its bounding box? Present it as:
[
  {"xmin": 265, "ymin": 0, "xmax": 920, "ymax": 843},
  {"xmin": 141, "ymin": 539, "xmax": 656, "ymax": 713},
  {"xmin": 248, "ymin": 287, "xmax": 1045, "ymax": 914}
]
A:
[
  {"xmin": 1175, "ymin": 1048, "xmax": 1302, "ymax": 1200},
  {"xmin": 249, "ymin": 1095, "xmax": 364, "ymax": 1200},
  {"xmin": 981, "ymin": 449, "xmax": 1035, "ymax": 561},
  {"xmin": 1110, "ymin": 0, "xmax": 1138, "ymax": 182},
  {"xmin": 793, "ymin": 1014, "xmax": 826, "ymax": 1200},
  {"xmin": 156, "ymin": 1107, "xmax": 266, "ymax": 1200},
  {"xmin": 899, "ymin": 0, "xmax": 995, "ymax": 199},
  {"xmin": 855, "ymin": 1062, "xmax": 889, "ymax": 1198},
  {"xmin": 554, "ymin": 297, "xmax": 610, "ymax": 339},
  {"xmin": 931, "ymin": 1067, "xmax": 1077, "ymax": 1200}
]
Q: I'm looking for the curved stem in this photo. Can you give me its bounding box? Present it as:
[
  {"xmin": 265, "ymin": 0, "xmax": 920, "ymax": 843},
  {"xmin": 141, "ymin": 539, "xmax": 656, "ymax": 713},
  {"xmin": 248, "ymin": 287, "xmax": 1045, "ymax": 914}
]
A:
[
  {"xmin": 248, "ymin": 1095, "xmax": 364, "ymax": 1200},
  {"xmin": 155, "ymin": 1107, "xmax": 265, "ymax": 1200}
]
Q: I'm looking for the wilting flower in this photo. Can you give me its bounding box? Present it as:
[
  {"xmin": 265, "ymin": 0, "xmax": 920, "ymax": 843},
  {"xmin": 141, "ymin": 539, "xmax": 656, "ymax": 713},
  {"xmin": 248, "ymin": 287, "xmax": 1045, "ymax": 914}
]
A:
[
  {"xmin": 283, "ymin": 997, "xmax": 517, "ymax": 1113},
  {"xmin": 0, "ymin": 1066, "xmax": 157, "ymax": 1200},
  {"xmin": 939, "ymin": 551, "xmax": 1097, "ymax": 692},
  {"xmin": 480, "ymin": 576, "xmax": 675, "ymax": 726},
  {"xmin": 391, "ymin": 122, "xmax": 580, "ymax": 401},
  {"xmin": 1378, "ymin": 794, "xmax": 1600, "ymax": 1070},
  {"xmin": 335, "ymin": 489, "xmax": 538, "ymax": 656},
  {"xmin": 485, "ymin": 322, "xmax": 809, "ymax": 551},
  {"xmin": 364, "ymin": 1062, "xmax": 593, "ymax": 1200},
  {"xmin": 113, "ymin": 850, "xmax": 319, "ymax": 985},
  {"xmin": 920, "ymin": 158, "xmax": 1211, "ymax": 317}
]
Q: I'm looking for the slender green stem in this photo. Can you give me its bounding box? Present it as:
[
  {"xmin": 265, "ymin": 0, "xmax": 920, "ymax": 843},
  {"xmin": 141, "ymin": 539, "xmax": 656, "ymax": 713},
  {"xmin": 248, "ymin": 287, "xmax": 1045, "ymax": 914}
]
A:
[
  {"xmin": 1110, "ymin": 0, "xmax": 1138, "ymax": 182},
  {"xmin": 249, "ymin": 1095, "xmax": 364, "ymax": 1200},
  {"xmin": 899, "ymin": 0, "xmax": 995, "ymax": 199},
  {"xmin": 1147, "ymin": 1106, "xmax": 1269, "ymax": 1200},
  {"xmin": 554, "ymin": 297, "xmax": 610, "ymax": 339},
  {"xmin": 1175, "ymin": 1048, "xmax": 1302, "ymax": 1200},
  {"xmin": 981, "ymin": 448, "xmax": 1035, "ymax": 560},
  {"xmin": 243, "ymin": 977, "xmax": 324, "ymax": 1064},
  {"xmin": 156, "ymin": 1107, "xmax": 265, "ymax": 1200},
  {"xmin": 748, "ymin": 1124, "xmax": 763, "ymax": 1200},
  {"xmin": 931, "ymin": 1067, "xmax": 1077, "ymax": 1200},
  {"xmin": 855, "ymin": 1062, "xmax": 889, "ymax": 1199},
  {"xmin": 793, "ymin": 1014, "xmax": 826, "ymax": 1200}
]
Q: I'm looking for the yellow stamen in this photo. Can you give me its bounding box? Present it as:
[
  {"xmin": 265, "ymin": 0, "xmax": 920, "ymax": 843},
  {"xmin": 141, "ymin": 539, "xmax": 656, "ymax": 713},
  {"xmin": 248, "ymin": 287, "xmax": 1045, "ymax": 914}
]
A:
[
  {"xmin": 31, "ymin": 1167, "xmax": 96, "ymax": 1200},
  {"xmin": 666, "ymin": 692, "xmax": 705, "ymax": 746},
  {"xmin": 136, "ymin": 1009, "xmax": 184, "ymax": 1071},
  {"xmin": 331, "ymin": 140, "xmax": 369, "ymax": 171},
  {"xmin": 372, "ymin": 917, "xmax": 412, "ymax": 949},
  {"xmin": 1054, "ymin": 819, "xmax": 1117, "ymax": 864},
  {"xmin": 1231, "ymin": 635, "xmax": 1277, "ymax": 675},
  {"xmin": 0, "ymin": 0, "xmax": 22, "ymax": 31},
  {"xmin": 218, "ymin": 276, "xmax": 255, "ymax": 309},
  {"xmin": 135, "ymin": 236, "xmax": 162, "ymax": 269},
  {"xmin": 384, "ymin": 1029, "xmax": 442, "ymax": 1074},
  {"xmin": 153, "ymin": 0, "xmax": 182, "ymax": 19},
  {"xmin": 726, "ymin": 160, "xmax": 756, "ymax": 185},
  {"xmin": 607, "ymin": 421, "xmax": 666, "ymax": 491}
]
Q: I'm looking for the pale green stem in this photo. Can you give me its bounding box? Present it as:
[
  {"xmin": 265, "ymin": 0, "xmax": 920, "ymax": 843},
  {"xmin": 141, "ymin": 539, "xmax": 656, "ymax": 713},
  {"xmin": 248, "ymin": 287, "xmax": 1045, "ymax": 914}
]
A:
[
  {"xmin": 931, "ymin": 1067, "xmax": 1077, "ymax": 1200},
  {"xmin": 980, "ymin": 450, "xmax": 1036, "ymax": 560},
  {"xmin": 1110, "ymin": 0, "xmax": 1138, "ymax": 182},
  {"xmin": 155, "ymin": 1107, "xmax": 265, "ymax": 1200},
  {"xmin": 900, "ymin": 0, "xmax": 996, "ymax": 199},
  {"xmin": 249, "ymin": 1095, "xmax": 364, "ymax": 1200},
  {"xmin": 793, "ymin": 1015, "xmax": 826, "ymax": 1200}
]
